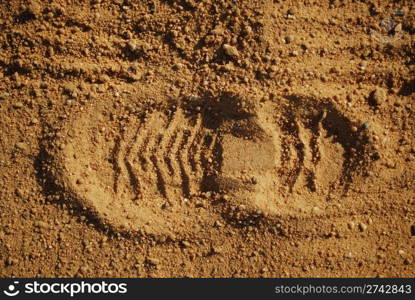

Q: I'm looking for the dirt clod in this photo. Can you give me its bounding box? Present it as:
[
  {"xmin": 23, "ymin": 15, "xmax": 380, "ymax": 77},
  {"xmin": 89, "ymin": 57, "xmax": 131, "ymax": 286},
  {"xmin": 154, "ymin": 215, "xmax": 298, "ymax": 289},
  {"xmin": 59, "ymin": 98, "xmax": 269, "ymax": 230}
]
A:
[{"xmin": 370, "ymin": 89, "xmax": 387, "ymax": 106}]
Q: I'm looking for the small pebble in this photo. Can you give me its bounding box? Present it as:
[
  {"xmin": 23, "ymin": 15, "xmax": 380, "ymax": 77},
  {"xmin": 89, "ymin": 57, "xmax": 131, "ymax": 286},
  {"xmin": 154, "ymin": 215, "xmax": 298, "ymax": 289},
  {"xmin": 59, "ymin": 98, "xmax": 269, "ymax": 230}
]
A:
[
  {"xmin": 211, "ymin": 245, "xmax": 223, "ymax": 254},
  {"xmin": 347, "ymin": 221, "xmax": 355, "ymax": 230},
  {"xmin": 161, "ymin": 202, "xmax": 170, "ymax": 209},
  {"xmin": 394, "ymin": 23, "xmax": 402, "ymax": 33},
  {"xmin": 359, "ymin": 61, "xmax": 368, "ymax": 70},
  {"xmin": 127, "ymin": 41, "xmax": 137, "ymax": 51},
  {"xmin": 146, "ymin": 257, "xmax": 160, "ymax": 266},
  {"xmin": 36, "ymin": 221, "xmax": 49, "ymax": 229},
  {"xmin": 13, "ymin": 102, "xmax": 24, "ymax": 109},
  {"xmin": 312, "ymin": 206, "xmax": 322, "ymax": 213},
  {"xmin": 0, "ymin": 92, "xmax": 9, "ymax": 101},
  {"xmin": 223, "ymin": 44, "xmax": 239, "ymax": 57},
  {"xmin": 180, "ymin": 240, "xmax": 191, "ymax": 248},
  {"xmin": 358, "ymin": 222, "xmax": 368, "ymax": 232},
  {"xmin": 370, "ymin": 88, "xmax": 387, "ymax": 106},
  {"xmin": 362, "ymin": 121, "xmax": 371, "ymax": 130},
  {"xmin": 6, "ymin": 257, "xmax": 18, "ymax": 266},
  {"xmin": 214, "ymin": 220, "xmax": 224, "ymax": 227},
  {"xmin": 30, "ymin": 118, "xmax": 39, "ymax": 125},
  {"xmin": 15, "ymin": 142, "xmax": 29, "ymax": 153},
  {"xmin": 285, "ymin": 35, "xmax": 294, "ymax": 44}
]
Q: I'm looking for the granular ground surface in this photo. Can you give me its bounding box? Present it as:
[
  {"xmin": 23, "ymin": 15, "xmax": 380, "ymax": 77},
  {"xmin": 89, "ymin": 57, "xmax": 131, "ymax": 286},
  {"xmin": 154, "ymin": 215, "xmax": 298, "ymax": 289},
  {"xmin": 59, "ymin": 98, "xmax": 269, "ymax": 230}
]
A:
[{"xmin": 0, "ymin": 0, "xmax": 414, "ymax": 277}]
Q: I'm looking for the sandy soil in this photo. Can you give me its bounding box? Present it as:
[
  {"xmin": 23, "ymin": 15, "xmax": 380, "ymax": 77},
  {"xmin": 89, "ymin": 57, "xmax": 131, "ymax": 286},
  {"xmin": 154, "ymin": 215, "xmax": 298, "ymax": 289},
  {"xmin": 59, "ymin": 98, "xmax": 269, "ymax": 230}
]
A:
[{"xmin": 0, "ymin": 0, "xmax": 414, "ymax": 277}]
